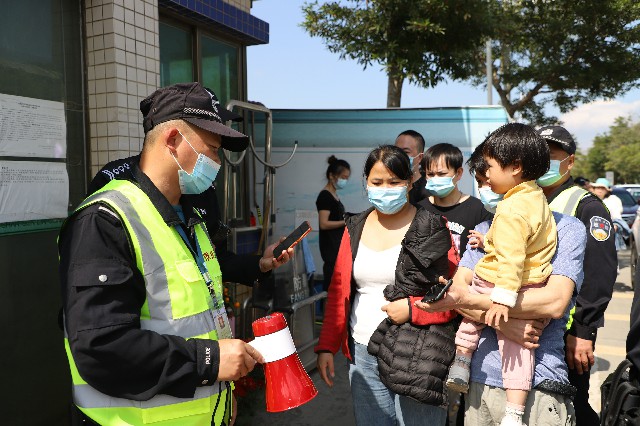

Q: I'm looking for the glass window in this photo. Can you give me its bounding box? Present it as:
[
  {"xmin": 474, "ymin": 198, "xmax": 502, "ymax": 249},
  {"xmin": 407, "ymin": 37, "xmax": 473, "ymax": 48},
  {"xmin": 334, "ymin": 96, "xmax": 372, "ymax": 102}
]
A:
[
  {"xmin": 0, "ymin": 0, "xmax": 84, "ymax": 231},
  {"xmin": 200, "ymin": 34, "xmax": 238, "ymax": 107},
  {"xmin": 159, "ymin": 22, "xmax": 193, "ymax": 86}
]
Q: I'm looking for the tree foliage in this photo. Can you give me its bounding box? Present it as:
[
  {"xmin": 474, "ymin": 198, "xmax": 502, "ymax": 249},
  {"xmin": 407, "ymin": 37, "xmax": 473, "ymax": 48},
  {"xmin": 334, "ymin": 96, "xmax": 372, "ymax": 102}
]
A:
[
  {"xmin": 301, "ymin": 0, "xmax": 492, "ymax": 107},
  {"xmin": 467, "ymin": 0, "xmax": 640, "ymax": 124},
  {"xmin": 573, "ymin": 117, "xmax": 640, "ymax": 183}
]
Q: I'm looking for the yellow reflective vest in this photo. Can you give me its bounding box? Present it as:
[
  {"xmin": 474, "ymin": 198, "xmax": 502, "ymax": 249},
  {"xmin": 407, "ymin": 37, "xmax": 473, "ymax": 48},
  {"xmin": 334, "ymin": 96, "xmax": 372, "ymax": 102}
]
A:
[
  {"xmin": 548, "ymin": 185, "xmax": 591, "ymax": 331},
  {"xmin": 62, "ymin": 180, "xmax": 231, "ymax": 426}
]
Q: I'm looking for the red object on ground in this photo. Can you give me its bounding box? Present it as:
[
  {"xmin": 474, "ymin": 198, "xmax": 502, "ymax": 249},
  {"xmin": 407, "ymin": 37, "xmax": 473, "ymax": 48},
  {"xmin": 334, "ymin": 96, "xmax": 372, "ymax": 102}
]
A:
[{"xmin": 252, "ymin": 312, "xmax": 318, "ymax": 412}]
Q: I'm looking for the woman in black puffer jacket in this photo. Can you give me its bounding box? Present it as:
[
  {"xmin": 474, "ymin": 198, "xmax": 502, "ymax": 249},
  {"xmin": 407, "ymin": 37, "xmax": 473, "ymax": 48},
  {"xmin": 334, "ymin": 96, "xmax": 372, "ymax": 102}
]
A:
[{"xmin": 315, "ymin": 145, "xmax": 457, "ymax": 425}]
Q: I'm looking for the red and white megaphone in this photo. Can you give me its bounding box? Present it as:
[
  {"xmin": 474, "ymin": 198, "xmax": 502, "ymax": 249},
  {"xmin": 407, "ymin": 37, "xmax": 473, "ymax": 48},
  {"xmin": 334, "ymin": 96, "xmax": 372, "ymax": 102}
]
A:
[{"xmin": 248, "ymin": 312, "xmax": 318, "ymax": 412}]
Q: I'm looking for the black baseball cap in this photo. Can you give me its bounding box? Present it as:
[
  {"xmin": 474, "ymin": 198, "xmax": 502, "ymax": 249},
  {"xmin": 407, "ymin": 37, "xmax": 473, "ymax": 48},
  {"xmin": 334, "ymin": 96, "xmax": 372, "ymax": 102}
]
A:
[
  {"xmin": 140, "ymin": 82, "xmax": 248, "ymax": 152},
  {"xmin": 537, "ymin": 125, "xmax": 576, "ymax": 155}
]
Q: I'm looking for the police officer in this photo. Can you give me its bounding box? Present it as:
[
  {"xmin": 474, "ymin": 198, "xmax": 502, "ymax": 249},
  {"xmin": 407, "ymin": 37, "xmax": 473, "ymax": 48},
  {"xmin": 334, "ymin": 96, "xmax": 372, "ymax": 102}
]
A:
[
  {"xmin": 536, "ymin": 125, "xmax": 617, "ymax": 425},
  {"xmin": 59, "ymin": 82, "xmax": 292, "ymax": 426}
]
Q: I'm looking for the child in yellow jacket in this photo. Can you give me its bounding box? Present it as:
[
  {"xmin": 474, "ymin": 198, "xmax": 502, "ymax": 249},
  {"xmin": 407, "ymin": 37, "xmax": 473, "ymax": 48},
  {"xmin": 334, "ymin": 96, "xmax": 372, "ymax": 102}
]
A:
[{"xmin": 446, "ymin": 123, "xmax": 557, "ymax": 426}]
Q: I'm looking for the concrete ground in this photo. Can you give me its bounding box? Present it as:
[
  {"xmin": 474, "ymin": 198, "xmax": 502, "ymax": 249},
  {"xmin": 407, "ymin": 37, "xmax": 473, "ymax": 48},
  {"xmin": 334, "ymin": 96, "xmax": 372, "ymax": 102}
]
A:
[{"xmin": 240, "ymin": 250, "xmax": 634, "ymax": 425}]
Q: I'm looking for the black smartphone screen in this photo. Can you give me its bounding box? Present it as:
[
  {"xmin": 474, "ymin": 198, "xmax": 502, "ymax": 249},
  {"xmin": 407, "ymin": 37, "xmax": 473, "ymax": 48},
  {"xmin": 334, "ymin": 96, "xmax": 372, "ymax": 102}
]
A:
[
  {"xmin": 273, "ymin": 221, "xmax": 312, "ymax": 259},
  {"xmin": 421, "ymin": 279, "xmax": 453, "ymax": 303}
]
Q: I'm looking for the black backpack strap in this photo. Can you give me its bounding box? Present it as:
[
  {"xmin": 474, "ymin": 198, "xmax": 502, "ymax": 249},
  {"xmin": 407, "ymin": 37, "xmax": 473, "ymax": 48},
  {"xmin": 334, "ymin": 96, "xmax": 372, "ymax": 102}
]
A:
[{"xmin": 601, "ymin": 359, "xmax": 639, "ymax": 426}]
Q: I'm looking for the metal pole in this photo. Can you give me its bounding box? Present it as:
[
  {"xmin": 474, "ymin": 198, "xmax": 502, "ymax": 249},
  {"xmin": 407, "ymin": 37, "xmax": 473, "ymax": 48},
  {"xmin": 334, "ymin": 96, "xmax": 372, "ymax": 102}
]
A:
[{"xmin": 486, "ymin": 39, "xmax": 492, "ymax": 105}]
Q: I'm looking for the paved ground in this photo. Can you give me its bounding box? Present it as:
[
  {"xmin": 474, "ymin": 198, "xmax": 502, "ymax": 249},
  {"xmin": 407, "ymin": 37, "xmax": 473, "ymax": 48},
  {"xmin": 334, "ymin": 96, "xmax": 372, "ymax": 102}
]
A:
[{"xmin": 240, "ymin": 250, "xmax": 634, "ymax": 425}]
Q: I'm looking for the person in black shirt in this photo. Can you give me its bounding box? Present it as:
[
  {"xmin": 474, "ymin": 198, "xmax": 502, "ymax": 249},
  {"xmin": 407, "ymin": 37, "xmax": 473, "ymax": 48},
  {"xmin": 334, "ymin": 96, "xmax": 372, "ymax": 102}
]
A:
[
  {"xmin": 316, "ymin": 155, "xmax": 350, "ymax": 290},
  {"xmin": 395, "ymin": 129, "xmax": 428, "ymax": 204},
  {"xmin": 419, "ymin": 143, "xmax": 493, "ymax": 257}
]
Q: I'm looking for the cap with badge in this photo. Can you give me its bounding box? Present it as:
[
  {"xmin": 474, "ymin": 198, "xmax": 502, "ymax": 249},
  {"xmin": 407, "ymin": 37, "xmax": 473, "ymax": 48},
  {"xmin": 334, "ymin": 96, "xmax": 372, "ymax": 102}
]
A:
[
  {"xmin": 537, "ymin": 125, "xmax": 576, "ymax": 155},
  {"xmin": 140, "ymin": 82, "xmax": 248, "ymax": 152}
]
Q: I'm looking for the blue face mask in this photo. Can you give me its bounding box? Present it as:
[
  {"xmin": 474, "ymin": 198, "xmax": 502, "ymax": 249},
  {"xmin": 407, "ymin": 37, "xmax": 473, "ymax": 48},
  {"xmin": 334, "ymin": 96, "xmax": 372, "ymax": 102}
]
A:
[
  {"xmin": 409, "ymin": 154, "xmax": 420, "ymax": 170},
  {"xmin": 367, "ymin": 186, "xmax": 408, "ymax": 215},
  {"xmin": 478, "ymin": 187, "xmax": 504, "ymax": 214},
  {"xmin": 425, "ymin": 176, "xmax": 456, "ymax": 198},
  {"xmin": 172, "ymin": 131, "xmax": 221, "ymax": 195},
  {"xmin": 536, "ymin": 157, "xmax": 570, "ymax": 188},
  {"xmin": 335, "ymin": 178, "xmax": 348, "ymax": 190}
]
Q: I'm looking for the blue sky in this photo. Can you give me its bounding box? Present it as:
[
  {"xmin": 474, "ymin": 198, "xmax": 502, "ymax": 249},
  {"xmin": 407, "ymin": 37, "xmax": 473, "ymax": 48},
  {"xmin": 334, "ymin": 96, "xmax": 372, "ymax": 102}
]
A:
[{"xmin": 247, "ymin": 1, "xmax": 640, "ymax": 151}]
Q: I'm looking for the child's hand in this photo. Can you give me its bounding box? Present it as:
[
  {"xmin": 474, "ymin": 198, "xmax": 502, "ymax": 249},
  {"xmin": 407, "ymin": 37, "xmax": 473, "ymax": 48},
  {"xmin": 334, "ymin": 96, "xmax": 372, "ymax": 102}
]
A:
[
  {"xmin": 485, "ymin": 302, "xmax": 510, "ymax": 327},
  {"xmin": 468, "ymin": 230, "xmax": 485, "ymax": 249}
]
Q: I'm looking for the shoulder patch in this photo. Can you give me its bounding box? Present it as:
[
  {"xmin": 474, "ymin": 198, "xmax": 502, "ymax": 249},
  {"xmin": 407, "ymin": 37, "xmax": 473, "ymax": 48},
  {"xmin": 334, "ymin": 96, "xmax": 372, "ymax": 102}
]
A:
[{"xmin": 589, "ymin": 216, "xmax": 611, "ymax": 241}]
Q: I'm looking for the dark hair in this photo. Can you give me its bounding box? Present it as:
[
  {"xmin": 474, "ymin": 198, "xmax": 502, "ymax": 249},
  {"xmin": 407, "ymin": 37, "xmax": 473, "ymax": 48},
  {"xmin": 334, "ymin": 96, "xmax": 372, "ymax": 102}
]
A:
[
  {"xmin": 396, "ymin": 129, "xmax": 425, "ymax": 152},
  {"xmin": 424, "ymin": 143, "xmax": 463, "ymax": 171},
  {"xmin": 482, "ymin": 123, "xmax": 550, "ymax": 180},
  {"xmin": 363, "ymin": 145, "xmax": 412, "ymax": 182},
  {"xmin": 325, "ymin": 155, "xmax": 350, "ymax": 181},
  {"xmin": 467, "ymin": 142, "xmax": 488, "ymax": 179}
]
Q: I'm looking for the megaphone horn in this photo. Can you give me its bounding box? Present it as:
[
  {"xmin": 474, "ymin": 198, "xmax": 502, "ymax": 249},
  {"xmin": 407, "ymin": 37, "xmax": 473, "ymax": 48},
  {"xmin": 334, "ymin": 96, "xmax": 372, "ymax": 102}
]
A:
[{"xmin": 249, "ymin": 312, "xmax": 318, "ymax": 412}]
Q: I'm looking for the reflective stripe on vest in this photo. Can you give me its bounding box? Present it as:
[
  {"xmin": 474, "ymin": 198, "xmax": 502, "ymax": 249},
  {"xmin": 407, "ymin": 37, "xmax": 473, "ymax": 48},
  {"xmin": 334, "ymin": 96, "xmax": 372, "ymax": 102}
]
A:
[
  {"xmin": 548, "ymin": 185, "xmax": 590, "ymax": 216},
  {"xmin": 548, "ymin": 185, "xmax": 590, "ymax": 331},
  {"xmin": 62, "ymin": 180, "xmax": 230, "ymax": 426}
]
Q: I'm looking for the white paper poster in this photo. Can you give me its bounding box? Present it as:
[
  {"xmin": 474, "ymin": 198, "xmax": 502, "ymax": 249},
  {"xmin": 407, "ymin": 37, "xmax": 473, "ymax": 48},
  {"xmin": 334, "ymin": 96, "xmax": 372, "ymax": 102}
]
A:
[
  {"xmin": 0, "ymin": 161, "xmax": 69, "ymax": 223},
  {"xmin": 0, "ymin": 93, "xmax": 66, "ymax": 158}
]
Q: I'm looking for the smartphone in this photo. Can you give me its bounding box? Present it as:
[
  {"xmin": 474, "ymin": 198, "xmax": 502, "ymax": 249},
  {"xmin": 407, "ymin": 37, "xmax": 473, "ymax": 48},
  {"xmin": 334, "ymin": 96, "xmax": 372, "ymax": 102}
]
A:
[
  {"xmin": 421, "ymin": 279, "xmax": 453, "ymax": 303},
  {"xmin": 273, "ymin": 221, "xmax": 312, "ymax": 260}
]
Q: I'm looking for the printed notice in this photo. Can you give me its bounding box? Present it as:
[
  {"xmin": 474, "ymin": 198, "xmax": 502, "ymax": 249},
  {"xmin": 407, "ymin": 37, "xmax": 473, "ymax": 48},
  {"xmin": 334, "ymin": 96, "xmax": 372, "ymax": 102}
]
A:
[
  {"xmin": 0, "ymin": 93, "xmax": 66, "ymax": 158},
  {"xmin": 0, "ymin": 161, "xmax": 69, "ymax": 223}
]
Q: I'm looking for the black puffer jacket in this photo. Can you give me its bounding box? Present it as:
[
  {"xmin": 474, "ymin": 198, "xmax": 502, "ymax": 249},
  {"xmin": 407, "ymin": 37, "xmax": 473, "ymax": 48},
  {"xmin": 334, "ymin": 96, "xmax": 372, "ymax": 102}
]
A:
[{"xmin": 367, "ymin": 207, "xmax": 456, "ymax": 407}]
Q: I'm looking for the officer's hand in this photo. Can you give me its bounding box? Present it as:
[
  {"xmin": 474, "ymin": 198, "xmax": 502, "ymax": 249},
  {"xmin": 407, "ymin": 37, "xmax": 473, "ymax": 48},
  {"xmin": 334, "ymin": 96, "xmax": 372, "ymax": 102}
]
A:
[
  {"xmin": 217, "ymin": 339, "xmax": 264, "ymax": 381},
  {"xmin": 259, "ymin": 237, "xmax": 294, "ymax": 272},
  {"xmin": 317, "ymin": 352, "xmax": 335, "ymax": 387},
  {"xmin": 565, "ymin": 335, "xmax": 595, "ymax": 374}
]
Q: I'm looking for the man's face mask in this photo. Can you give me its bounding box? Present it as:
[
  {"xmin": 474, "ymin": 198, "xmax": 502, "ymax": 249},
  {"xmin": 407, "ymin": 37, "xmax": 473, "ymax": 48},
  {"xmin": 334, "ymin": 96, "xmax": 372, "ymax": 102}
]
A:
[
  {"xmin": 478, "ymin": 187, "xmax": 504, "ymax": 214},
  {"xmin": 536, "ymin": 156, "xmax": 571, "ymax": 188},
  {"xmin": 171, "ymin": 131, "xmax": 221, "ymax": 195},
  {"xmin": 425, "ymin": 176, "xmax": 456, "ymax": 198}
]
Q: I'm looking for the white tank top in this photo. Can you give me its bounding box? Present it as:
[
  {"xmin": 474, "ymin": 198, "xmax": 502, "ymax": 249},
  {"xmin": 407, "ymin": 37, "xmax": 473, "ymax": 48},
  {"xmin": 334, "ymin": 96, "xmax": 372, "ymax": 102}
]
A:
[{"xmin": 350, "ymin": 241, "xmax": 402, "ymax": 345}]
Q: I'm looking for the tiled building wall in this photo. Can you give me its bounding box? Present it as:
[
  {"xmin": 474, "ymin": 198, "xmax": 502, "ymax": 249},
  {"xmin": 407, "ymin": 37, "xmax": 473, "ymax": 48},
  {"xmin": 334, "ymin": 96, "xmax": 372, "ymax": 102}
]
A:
[{"xmin": 84, "ymin": 0, "xmax": 160, "ymax": 177}]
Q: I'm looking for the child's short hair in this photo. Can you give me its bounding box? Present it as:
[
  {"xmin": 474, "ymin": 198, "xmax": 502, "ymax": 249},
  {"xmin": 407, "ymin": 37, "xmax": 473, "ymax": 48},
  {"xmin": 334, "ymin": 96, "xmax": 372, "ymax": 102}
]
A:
[
  {"xmin": 424, "ymin": 143, "xmax": 463, "ymax": 171},
  {"xmin": 482, "ymin": 123, "xmax": 550, "ymax": 180},
  {"xmin": 467, "ymin": 142, "xmax": 487, "ymax": 179}
]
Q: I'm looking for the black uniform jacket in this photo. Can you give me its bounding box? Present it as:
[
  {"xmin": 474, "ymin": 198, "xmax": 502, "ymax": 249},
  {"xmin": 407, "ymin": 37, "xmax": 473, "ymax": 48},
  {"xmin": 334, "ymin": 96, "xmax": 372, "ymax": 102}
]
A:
[{"xmin": 547, "ymin": 177, "xmax": 617, "ymax": 341}]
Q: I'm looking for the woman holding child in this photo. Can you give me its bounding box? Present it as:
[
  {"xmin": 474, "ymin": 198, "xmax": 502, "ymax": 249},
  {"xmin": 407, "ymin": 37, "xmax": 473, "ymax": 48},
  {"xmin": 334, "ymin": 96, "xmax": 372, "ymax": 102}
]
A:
[{"xmin": 314, "ymin": 145, "xmax": 458, "ymax": 425}]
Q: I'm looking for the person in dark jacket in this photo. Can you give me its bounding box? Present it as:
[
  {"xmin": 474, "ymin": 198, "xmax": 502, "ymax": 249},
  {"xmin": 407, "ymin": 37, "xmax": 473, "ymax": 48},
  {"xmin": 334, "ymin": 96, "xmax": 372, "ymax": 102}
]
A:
[
  {"xmin": 315, "ymin": 145, "xmax": 458, "ymax": 425},
  {"xmin": 536, "ymin": 125, "xmax": 617, "ymax": 425},
  {"xmin": 395, "ymin": 129, "xmax": 428, "ymax": 204}
]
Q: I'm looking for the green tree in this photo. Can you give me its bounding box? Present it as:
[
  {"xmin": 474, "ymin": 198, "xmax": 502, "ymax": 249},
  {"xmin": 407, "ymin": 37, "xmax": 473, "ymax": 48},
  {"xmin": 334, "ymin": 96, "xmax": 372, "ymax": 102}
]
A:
[
  {"xmin": 578, "ymin": 117, "xmax": 640, "ymax": 183},
  {"xmin": 467, "ymin": 0, "xmax": 640, "ymax": 124},
  {"xmin": 301, "ymin": 0, "xmax": 492, "ymax": 107}
]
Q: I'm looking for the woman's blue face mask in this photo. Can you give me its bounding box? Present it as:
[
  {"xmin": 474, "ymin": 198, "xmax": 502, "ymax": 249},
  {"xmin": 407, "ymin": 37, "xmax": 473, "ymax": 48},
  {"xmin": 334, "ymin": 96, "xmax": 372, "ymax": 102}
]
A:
[
  {"xmin": 536, "ymin": 156, "xmax": 570, "ymax": 188},
  {"xmin": 367, "ymin": 186, "xmax": 408, "ymax": 215},
  {"xmin": 425, "ymin": 176, "xmax": 456, "ymax": 198},
  {"xmin": 335, "ymin": 178, "xmax": 348, "ymax": 190}
]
